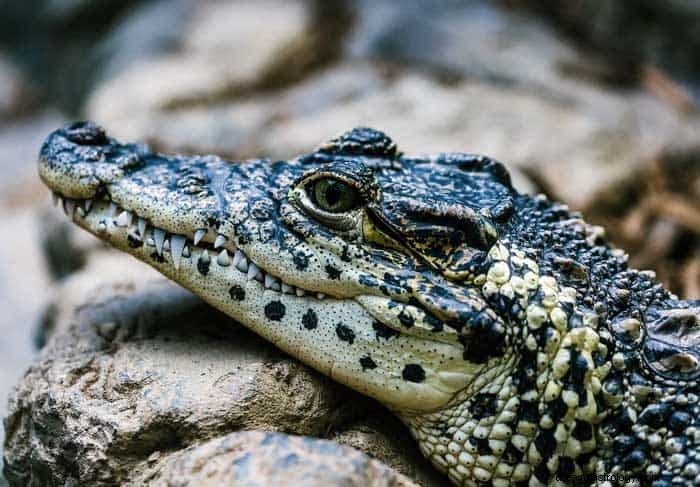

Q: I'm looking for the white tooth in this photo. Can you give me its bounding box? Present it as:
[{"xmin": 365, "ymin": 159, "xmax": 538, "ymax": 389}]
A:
[
  {"xmin": 52, "ymin": 193, "xmax": 59, "ymax": 206},
  {"xmin": 265, "ymin": 274, "xmax": 278, "ymax": 289},
  {"xmin": 170, "ymin": 235, "xmax": 186, "ymax": 269},
  {"xmin": 271, "ymin": 281, "xmax": 281, "ymax": 291},
  {"xmin": 63, "ymin": 199, "xmax": 76, "ymax": 217},
  {"xmin": 236, "ymin": 255, "xmax": 248, "ymax": 273},
  {"xmin": 146, "ymin": 237, "xmax": 155, "ymax": 246},
  {"xmin": 163, "ymin": 239, "xmax": 171, "ymax": 251},
  {"xmin": 194, "ymin": 229, "xmax": 207, "ymax": 246},
  {"xmin": 282, "ymin": 283, "xmax": 293, "ymax": 294},
  {"xmin": 108, "ymin": 202, "xmax": 118, "ymax": 217},
  {"xmin": 137, "ymin": 218, "xmax": 148, "ymax": 237},
  {"xmin": 247, "ymin": 262, "xmax": 259, "ymax": 280},
  {"xmin": 97, "ymin": 222, "xmax": 107, "ymax": 232},
  {"xmin": 295, "ymin": 288, "xmax": 306, "ymax": 297},
  {"xmin": 76, "ymin": 206, "xmax": 86, "ymax": 217},
  {"xmin": 214, "ymin": 234, "xmax": 227, "ymax": 249},
  {"xmin": 200, "ymin": 249, "xmax": 210, "ymax": 263},
  {"xmin": 84, "ymin": 199, "xmax": 93, "ymax": 212},
  {"xmin": 182, "ymin": 245, "xmax": 191, "ymax": 258},
  {"xmin": 233, "ymin": 250, "xmax": 243, "ymax": 267},
  {"xmin": 153, "ymin": 228, "xmax": 166, "ymax": 255},
  {"xmin": 217, "ymin": 249, "xmax": 230, "ymax": 266},
  {"xmin": 317, "ymin": 293, "xmax": 326, "ymax": 300},
  {"xmin": 116, "ymin": 210, "xmax": 132, "ymax": 227}
]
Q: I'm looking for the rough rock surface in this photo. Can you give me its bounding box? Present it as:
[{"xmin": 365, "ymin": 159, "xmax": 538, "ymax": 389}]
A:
[
  {"xmin": 3, "ymin": 250, "xmax": 446, "ymax": 486},
  {"xmin": 136, "ymin": 431, "xmax": 419, "ymax": 487}
]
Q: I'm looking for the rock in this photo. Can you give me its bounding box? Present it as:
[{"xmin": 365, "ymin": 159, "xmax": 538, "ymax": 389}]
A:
[
  {"xmin": 86, "ymin": 0, "xmax": 335, "ymax": 137},
  {"xmin": 85, "ymin": 1, "xmax": 700, "ymax": 209},
  {"xmin": 4, "ymin": 250, "xmax": 443, "ymax": 486},
  {"xmin": 0, "ymin": 111, "xmax": 66, "ymax": 207},
  {"xmin": 0, "ymin": 54, "xmax": 32, "ymax": 119},
  {"xmin": 136, "ymin": 431, "xmax": 419, "ymax": 487}
]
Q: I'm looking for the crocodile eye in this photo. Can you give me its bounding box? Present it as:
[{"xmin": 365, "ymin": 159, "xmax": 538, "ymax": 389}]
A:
[{"xmin": 310, "ymin": 178, "xmax": 360, "ymax": 213}]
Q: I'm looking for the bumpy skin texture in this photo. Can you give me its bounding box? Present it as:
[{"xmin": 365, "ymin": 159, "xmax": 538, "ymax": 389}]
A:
[{"xmin": 39, "ymin": 122, "xmax": 700, "ymax": 486}]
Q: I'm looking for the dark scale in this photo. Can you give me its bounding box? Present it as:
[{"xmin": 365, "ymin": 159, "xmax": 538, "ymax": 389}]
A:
[{"xmin": 264, "ymin": 301, "xmax": 285, "ymax": 321}]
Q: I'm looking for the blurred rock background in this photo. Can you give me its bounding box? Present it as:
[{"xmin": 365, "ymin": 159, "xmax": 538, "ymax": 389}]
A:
[{"xmin": 0, "ymin": 0, "xmax": 698, "ymax": 485}]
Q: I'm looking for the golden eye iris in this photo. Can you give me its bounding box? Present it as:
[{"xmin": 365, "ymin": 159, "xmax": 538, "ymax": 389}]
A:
[{"xmin": 311, "ymin": 178, "xmax": 360, "ymax": 213}]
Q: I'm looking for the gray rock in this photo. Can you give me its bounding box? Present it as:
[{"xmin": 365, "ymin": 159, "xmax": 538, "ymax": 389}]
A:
[
  {"xmin": 4, "ymin": 251, "xmax": 445, "ymax": 486},
  {"xmin": 84, "ymin": 0, "xmax": 700, "ymax": 210},
  {"xmin": 136, "ymin": 430, "xmax": 419, "ymax": 487}
]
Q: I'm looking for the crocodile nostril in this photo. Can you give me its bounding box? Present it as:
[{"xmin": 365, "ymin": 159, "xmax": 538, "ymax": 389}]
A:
[{"xmin": 65, "ymin": 121, "xmax": 108, "ymax": 146}]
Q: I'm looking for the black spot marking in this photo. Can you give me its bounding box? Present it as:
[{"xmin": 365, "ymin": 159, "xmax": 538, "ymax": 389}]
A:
[
  {"xmin": 360, "ymin": 356, "xmax": 377, "ymax": 371},
  {"xmin": 127, "ymin": 234, "xmax": 142, "ymax": 248},
  {"xmin": 150, "ymin": 252, "xmax": 165, "ymax": 263},
  {"xmin": 372, "ymin": 321, "xmax": 399, "ymax": 340},
  {"xmin": 293, "ymin": 252, "xmax": 309, "ymax": 271},
  {"xmin": 325, "ymin": 265, "xmax": 341, "ymax": 279},
  {"xmin": 302, "ymin": 309, "xmax": 318, "ymax": 330},
  {"xmin": 470, "ymin": 393, "xmax": 498, "ymax": 419},
  {"xmin": 572, "ymin": 420, "xmax": 593, "ymax": 441},
  {"xmin": 397, "ymin": 310, "xmax": 415, "ymax": 328},
  {"xmin": 402, "ymin": 364, "xmax": 425, "ymax": 383},
  {"xmin": 229, "ymin": 285, "xmax": 245, "ymax": 301},
  {"xmin": 264, "ymin": 301, "xmax": 286, "ymax": 321},
  {"xmin": 197, "ymin": 256, "xmax": 210, "ymax": 276},
  {"xmin": 336, "ymin": 323, "xmax": 355, "ymax": 344}
]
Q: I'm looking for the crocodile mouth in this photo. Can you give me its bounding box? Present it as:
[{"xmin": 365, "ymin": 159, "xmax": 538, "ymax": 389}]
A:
[{"xmin": 51, "ymin": 190, "xmax": 330, "ymax": 300}]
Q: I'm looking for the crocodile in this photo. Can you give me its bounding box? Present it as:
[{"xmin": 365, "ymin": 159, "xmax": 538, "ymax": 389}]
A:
[{"xmin": 39, "ymin": 122, "xmax": 700, "ymax": 486}]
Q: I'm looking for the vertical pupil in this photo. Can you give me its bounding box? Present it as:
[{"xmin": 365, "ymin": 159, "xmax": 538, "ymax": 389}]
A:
[{"xmin": 324, "ymin": 181, "xmax": 343, "ymax": 207}]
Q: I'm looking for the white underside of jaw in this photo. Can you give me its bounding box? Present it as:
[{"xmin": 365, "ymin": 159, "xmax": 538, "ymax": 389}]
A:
[{"xmin": 52, "ymin": 192, "xmax": 327, "ymax": 300}]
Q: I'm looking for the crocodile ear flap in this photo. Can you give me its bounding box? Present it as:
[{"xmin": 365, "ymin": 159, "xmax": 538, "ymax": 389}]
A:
[
  {"xmin": 367, "ymin": 197, "xmax": 500, "ymax": 280},
  {"xmin": 642, "ymin": 301, "xmax": 700, "ymax": 381}
]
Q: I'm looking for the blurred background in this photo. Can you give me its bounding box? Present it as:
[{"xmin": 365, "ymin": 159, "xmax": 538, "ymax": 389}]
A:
[{"xmin": 0, "ymin": 0, "xmax": 698, "ymax": 483}]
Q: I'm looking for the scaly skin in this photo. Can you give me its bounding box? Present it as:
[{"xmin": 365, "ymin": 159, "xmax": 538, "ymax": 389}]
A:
[{"xmin": 39, "ymin": 122, "xmax": 700, "ymax": 486}]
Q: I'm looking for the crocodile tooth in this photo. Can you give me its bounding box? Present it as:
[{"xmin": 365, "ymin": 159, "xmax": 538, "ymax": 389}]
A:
[
  {"xmin": 217, "ymin": 249, "xmax": 230, "ymax": 266},
  {"xmin": 63, "ymin": 199, "xmax": 76, "ymax": 217},
  {"xmin": 271, "ymin": 281, "xmax": 281, "ymax": 291},
  {"xmin": 281, "ymin": 283, "xmax": 293, "ymax": 294},
  {"xmin": 193, "ymin": 229, "xmax": 207, "ymax": 246},
  {"xmin": 295, "ymin": 288, "xmax": 306, "ymax": 297},
  {"xmin": 84, "ymin": 199, "xmax": 93, "ymax": 212},
  {"xmin": 233, "ymin": 249, "xmax": 243, "ymax": 267},
  {"xmin": 116, "ymin": 210, "xmax": 132, "ymax": 227},
  {"xmin": 97, "ymin": 221, "xmax": 107, "ymax": 232},
  {"xmin": 146, "ymin": 237, "xmax": 155, "ymax": 246},
  {"xmin": 137, "ymin": 218, "xmax": 148, "ymax": 237},
  {"xmin": 182, "ymin": 245, "xmax": 191, "ymax": 258},
  {"xmin": 264, "ymin": 274, "xmax": 278, "ymax": 289},
  {"xmin": 247, "ymin": 262, "xmax": 260, "ymax": 280},
  {"xmin": 163, "ymin": 239, "xmax": 171, "ymax": 251},
  {"xmin": 200, "ymin": 249, "xmax": 210, "ymax": 263},
  {"xmin": 214, "ymin": 234, "xmax": 227, "ymax": 249},
  {"xmin": 76, "ymin": 206, "xmax": 86, "ymax": 217},
  {"xmin": 108, "ymin": 202, "xmax": 118, "ymax": 217},
  {"xmin": 170, "ymin": 235, "xmax": 186, "ymax": 269},
  {"xmin": 52, "ymin": 192, "xmax": 59, "ymax": 206},
  {"xmin": 153, "ymin": 228, "xmax": 166, "ymax": 255},
  {"xmin": 317, "ymin": 293, "xmax": 326, "ymax": 300},
  {"xmin": 235, "ymin": 254, "xmax": 249, "ymax": 273}
]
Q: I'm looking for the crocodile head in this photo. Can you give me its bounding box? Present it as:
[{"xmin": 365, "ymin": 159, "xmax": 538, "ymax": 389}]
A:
[{"xmin": 40, "ymin": 122, "xmax": 700, "ymax": 485}]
